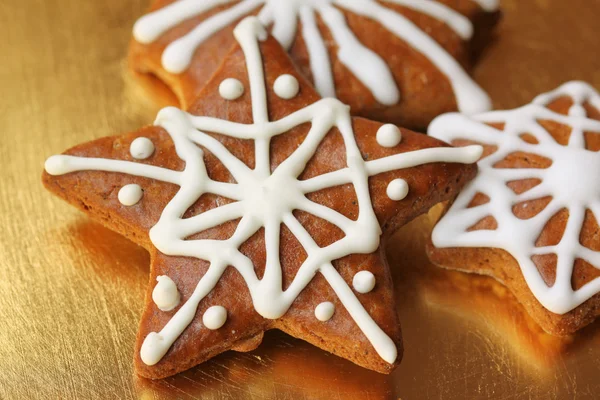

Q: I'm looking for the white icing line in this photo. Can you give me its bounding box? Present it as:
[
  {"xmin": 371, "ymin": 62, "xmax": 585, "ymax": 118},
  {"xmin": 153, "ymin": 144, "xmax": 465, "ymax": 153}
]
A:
[
  {"xmin": 299, "ymin": 6, "xmax": 336, "ymax": 98},
  {"xmin": 48, "ymin": 16, "xmax": 481, "ymax": 367},
  {"xmin": 429, "ymin": 81, "xmax": 600, "ymax": 315},
  {"xmin": 336, "ymin": 0, "xmax": 491, "ymax": 114},
  {"xmin": 321, "ymin": 263, "xmax": 397, "ymax": 364},
  {"xmin": 132, "ymin": 0, "xmax": 491, "ymax": 110},
  {"xmin": 133, "ymin": 0, "xmax": 236, "ymax": 43},
  {"xmin": 140, "ymin": 262, "xmax": 227, "ymax": 365},
  {"xmin": 162, "ymin": 0, "xmax": 263, "ymax": 73},
  {"xmin": 471, "ymin": 0, "xmax": 500, "ymax": 12},
  {"xmin": 319, "ymin": 4, "xmax": 400, "ymax": 105},
  {"xmin": 384, "ymin": 0, "xmax": 473, "ymax": 40},
  {"xmin": 44, "ymin": 155, "xmax": 181, "ymax": 185},
  {"xmin": 299, "ymin": 145, "xmax": 483, "ymax": 194},
  {"xmin": 234, "ymin": 18, "xmax": 271, "ymax": 177},
  {"xmin": 533, "ymin": 81, "xmax": 600, "ymax": 118},
  {"xmin": 267, "ymin": 0, "xmax": 299, "ymax": 50}
]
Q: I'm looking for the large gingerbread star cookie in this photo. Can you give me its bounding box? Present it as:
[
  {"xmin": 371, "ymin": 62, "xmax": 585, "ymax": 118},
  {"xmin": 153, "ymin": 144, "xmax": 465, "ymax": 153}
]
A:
[
  {"xmin": 428, "ymin": 81, "xmax": 600, "ymax": 335},
  {"xmin": 129, "ymin": 0, "xmax": 500, "ymax": 129},
  {"xmin": 43, "ymin": 17, "xmax": 480, "ymax": 378}
]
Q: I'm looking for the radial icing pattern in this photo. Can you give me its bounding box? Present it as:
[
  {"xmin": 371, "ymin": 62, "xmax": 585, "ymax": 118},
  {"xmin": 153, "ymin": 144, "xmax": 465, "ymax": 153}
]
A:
[
  {"xmin": 430, "ymin": 81, "xmax": 600, "ymax": 315},
  {"xmin": 46, "ymin": 17, "xmax": 481, "ymax": 367},
  {"xmin": 133, "ymin": 0, "xmax": 495, "ymax": 112}
]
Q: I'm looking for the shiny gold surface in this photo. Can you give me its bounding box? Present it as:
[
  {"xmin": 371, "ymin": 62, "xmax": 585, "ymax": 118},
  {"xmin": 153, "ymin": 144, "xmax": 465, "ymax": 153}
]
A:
[{"xmin": 2, "ymin": 0, "xmax": 600, "ymax": 398}]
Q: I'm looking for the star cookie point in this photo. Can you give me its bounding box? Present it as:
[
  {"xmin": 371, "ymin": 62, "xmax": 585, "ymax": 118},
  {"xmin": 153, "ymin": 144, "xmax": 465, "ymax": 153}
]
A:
[
  {"xmin": 44, "ymin": 16, "xmax": 480, "ymax": 378},
  {"xmin": 128, "ymin": 0, "xmax": 500, "ymax": 128},
  {"xmin": 428, "ymin": 81, "xmax": 600, "ymax": 334}
]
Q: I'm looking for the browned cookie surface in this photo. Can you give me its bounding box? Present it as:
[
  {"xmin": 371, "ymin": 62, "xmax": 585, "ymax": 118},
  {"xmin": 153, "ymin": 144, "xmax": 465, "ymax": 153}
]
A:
[
  {"xmin": 44, "ymin": 21, "xmax": 478, "ymax": 379},
  {"xmin": 428, "ymin": 82, "xmax": 600, "ymax": 336},
  {"xmin": 129, "ymin": 0, "xmax": 500, "ymax": 129}
]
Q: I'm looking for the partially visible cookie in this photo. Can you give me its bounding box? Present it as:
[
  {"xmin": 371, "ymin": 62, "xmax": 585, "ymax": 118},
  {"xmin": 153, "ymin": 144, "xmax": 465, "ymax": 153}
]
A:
[
  {"xmin": 427, "ymin": 81, "xmax": 600, "ymax": 335},
  {"xmin": 129, "ymin": 0, "xmax": 500, "ymax": 129},
  {"xmin": 43, "ymin": 17, "xmax": 481, "ymax": 379}
]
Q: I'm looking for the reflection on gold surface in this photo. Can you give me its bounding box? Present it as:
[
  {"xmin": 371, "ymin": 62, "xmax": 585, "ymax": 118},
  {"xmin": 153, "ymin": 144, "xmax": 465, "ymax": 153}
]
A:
[
  {"xmin": 388, "ymin": 214, "xmax": 600, "ymax": 399},
  {"xmin": 3, "ymin": 0, "xmax": 600, "ymax": 398},
  {"xmin": 135, "ymin": 331, "xmax": 393, "ymax": 399},
  {"xmin": 418, "ymin": 210, "xmax": 600, "ymax": 374},
  {"xmin": 68, "ymin": 221, "xmax": 150, "ymax": 278},
  {"xmin": 421, "ymin": 267, "xmax": 575, "ymax": 372}
]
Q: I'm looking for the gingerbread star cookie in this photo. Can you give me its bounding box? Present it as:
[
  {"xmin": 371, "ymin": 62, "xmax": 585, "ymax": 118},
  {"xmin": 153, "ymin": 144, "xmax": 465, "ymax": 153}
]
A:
[
  {"xmin": 129, "ymin": 0, "xmax": 500, "ymax": 129},
  {"xmin": 428, "ymin": 81, "xmax": 600, "ymax": 336},
  {"xmin": 43, "ymin": 17, "xmax": 480, "ymax": 378}
]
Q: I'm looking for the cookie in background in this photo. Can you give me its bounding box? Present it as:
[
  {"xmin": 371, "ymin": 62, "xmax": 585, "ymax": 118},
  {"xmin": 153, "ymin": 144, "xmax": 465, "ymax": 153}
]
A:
[
  {"xmin": 129, "ymin": 0, "xmax": 500, "ymax": 129},
  {"xmin": 428, "ymin": 81, "xmax": 600, "ymax": 336}
]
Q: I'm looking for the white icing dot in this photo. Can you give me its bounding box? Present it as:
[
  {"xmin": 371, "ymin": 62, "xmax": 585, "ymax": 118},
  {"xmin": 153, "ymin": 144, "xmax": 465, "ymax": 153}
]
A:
[
  {"xmin": 118, "ymin": 184, "xmax": 143, "ymax": 206},
  {"xmin": 219, "ymin": 78, "xmax": 245, "ymax": 100},
  {"xmin": 386, "ymin": 179, "xmax": 409, "ymax": 201},
  {"xmin": 203, "ymin": 306, "xmax": 227, "ymax": 330},
  {"xmin": 152, "ymin": 276, "xmax": 180, "ymax": 311},
  {"xmin": 353, "ymin": 271, "xmax": 376, "ymax": 294},
  {"xmin": 315, "ymin": 302, "xmax": 335, "ymax": 322},
  {"xmin": 130, "ymin": 137, "xmax": 155, "ymax": 160},
  {"xmin": 376, "ymin": 124, "xmax": 402, "ymax": 147},
  {"xmin": 273, "ymin": 74, "xmax": 300, "ymax": 99}
]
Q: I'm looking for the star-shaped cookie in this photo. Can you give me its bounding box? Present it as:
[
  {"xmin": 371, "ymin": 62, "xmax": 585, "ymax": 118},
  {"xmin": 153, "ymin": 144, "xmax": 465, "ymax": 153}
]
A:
[
  {"xmin": 43, "ymin": 17, "xmax": 480, "ymax": 378},
  {"xmin": 428, "ymin": 81, "xmax": 600, "ymax": 335},
  {"xmin": 129, "ymin": 0, "xmax": 500, "ymax": 129}
]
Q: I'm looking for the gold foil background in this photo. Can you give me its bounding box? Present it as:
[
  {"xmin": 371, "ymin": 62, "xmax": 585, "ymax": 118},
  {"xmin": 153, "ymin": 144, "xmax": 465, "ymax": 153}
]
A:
[{"xmin": 2, "ymin": 0, "xmax": 600, "ymax": 398}]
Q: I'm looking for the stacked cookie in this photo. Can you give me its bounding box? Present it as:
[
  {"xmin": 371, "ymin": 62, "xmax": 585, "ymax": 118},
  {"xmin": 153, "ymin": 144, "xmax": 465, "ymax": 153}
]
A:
[
  {"xmin": 47, "ymin": 0, "xmax": 600, "ymax": 380},
  {"xmin": 129, "ymin": 0, "xmax": 500, "ymax": 128}
]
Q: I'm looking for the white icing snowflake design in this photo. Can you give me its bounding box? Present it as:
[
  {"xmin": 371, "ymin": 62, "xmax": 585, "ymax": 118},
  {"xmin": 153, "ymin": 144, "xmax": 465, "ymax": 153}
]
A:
[
  {"xmin": 430, "ymin": 81, "xmax": 600, "ymax": 315},
  {"xmin": 133, "ymin": 0, "xmax": 496, "ymax": 112},
  {"xmin": 46, "ymin": 17, "xmax": 481, "ymax": 366}
]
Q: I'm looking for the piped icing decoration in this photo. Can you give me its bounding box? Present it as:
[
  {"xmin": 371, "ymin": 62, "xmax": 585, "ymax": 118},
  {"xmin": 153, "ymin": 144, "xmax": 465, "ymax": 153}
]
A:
[
  {"xmin": 273, "ymin": 74, "xmax": 299, "ymax": 99},
  {"xmin": 376, "ymin": 124, "xmax": 402, "ymax": 148},
  {"xmin": 429, "ymin": 81, "xmax": 600, "ymax": 315},
  {"xmin": 202, "ymin": 305, "xmax": 228, "ymax": 330},
  {"xmin": 46, "ymin": 17, "xmax": 481, "ymax": 367},
  {"xmin": 386, "ymin": 179, "xmax": 409, "ymax": 201},
  {"xmin": 152, "ymin": 275, "xmax": 181, "ymax": 311},
  {"xmin": 471, "ymin": 0, "xmax": 500, "ymax": 12},
  {"xmin": 219, "ymin": 78, "xmax": 245, "ymax": 100},
  {"xmin": 130, "ymin": 137, "xmax": 155, "ymax": 159},
  {"xmin": 118, "ymin": 184, "xmax": 143, "ymax": 206},
  {"xmin": 353, "ymin": 270, "xmax": 376, "ymax": 294},
  {"xmin": 132, "ymin": 0, "xmax": 494, "ymax": 113},
  {"xmin": 315, "ymin": 302, "xmax": 335, "ymax": 322}
]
